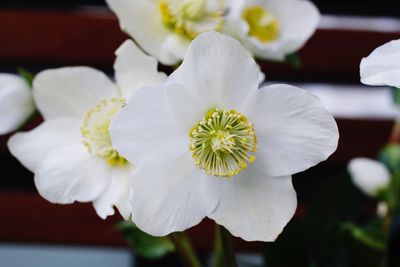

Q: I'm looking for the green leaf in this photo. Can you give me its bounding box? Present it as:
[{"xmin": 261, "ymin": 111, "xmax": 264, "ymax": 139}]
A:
[
  {"xmin": 379, "ymin": 144, "xmax": 400, "ymax": 174},
  {"xmin": 285, "ymin": 53, "xmax": 302, "ymax": 68},
  {"xmin": 116, "ymin": 221, "xmax": 175, "ymax": 259},
  {"xmin": 341, "ymin": 219, "xmax": 387, "ymax": 251},
  {"xmin": 391, "ymin": 87, "xmax": 400, "ymax": 107},
  {"xmin": 17, "ymin": 67, "xmax": 34, "ymax": 87}
]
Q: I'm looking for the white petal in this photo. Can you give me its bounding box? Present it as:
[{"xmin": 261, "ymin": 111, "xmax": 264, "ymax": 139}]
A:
[
  {"xmin": 165, "ymin": 82, "xmax": 204, "ymax": 130},
  {"xmin": 360, "ymin": 39, "xmax": 400, "ymax": 87},
  {"xmin": 33, "ymin": 67, "xmax": 117, "ymax": 120},
  {"xmin": 114, "ymin": 40, "xmax": 167, "ymax": 100},
  {"xmin": 106, "ymin": 0, "xmax": 180, "ymax": 65},
  {"xmin": 93, "ymin": 166, "xmax": 133, "ymax": 220},
  {"xmin": 130, "ymin": 153, "xmax": 219, "ymax": 236},
  {"xmin": 7, "ymin": 118, "xmax": 81, "ymax": 172},
  {"xmin": 0, "ymin": 74, "xmax": 35, "ymax": 135},
  {"xmin": 169, "ymin": 32, "xmax": 259, "ymax": 111},
  {"xmin": 242, "ymin": 84, "xmax": 339, "ymax": 177},
  {"xmin": 348, "ymin": 158, "xmax": 390, "ymax": 197},
  {"xmin": 110, "ymin": 85, "xmax": 187, "ymax": 167},
  {"xmin": 209, "ymin": 166, "xmax": 297, "ymax": 242},
  {"xmin": 35, "ymin": 145, "xmax": 111, "ymax": 204}
]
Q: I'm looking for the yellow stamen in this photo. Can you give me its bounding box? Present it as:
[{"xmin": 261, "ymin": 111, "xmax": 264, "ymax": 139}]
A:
[
  {"xmin": 81, "ymin": 98, "xmax": 128, "ymax": 167},
  {"xmin": 242, "ymin": 6, "xmax": 279, "ymax": 43},
  {"xmin": 190, "ymin": 107, "xmax": 257, "ymax": 177}
]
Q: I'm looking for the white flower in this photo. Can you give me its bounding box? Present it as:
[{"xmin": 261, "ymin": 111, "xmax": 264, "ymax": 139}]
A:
[
  {"xmin": 8, "ymin": 40, "xmax": 166, "ymax": 220},
  {"xmin": 377, "ymin": 201, "xmax": 388, "ymax": 218},
  {"xmin": 106, "ymin": 0, "xmax": 226, "ymax": 65},
  {"xmin": 348, "ymin": 158, "xmax": 390, "ymax": 198},
  {"xmin": 360, "ymin": 39, "xmax": 400, "ymax": 88},
  {"xmin": 224, "ymin": 0, "xmax": 320, "ymax": 61},
  {"xmin": 110, "ymin": 32, "xmax": 338, "ymax": 241},
  {"xmin": 0, "ymin": 74, "xmax": 35, "ymax": 135}
]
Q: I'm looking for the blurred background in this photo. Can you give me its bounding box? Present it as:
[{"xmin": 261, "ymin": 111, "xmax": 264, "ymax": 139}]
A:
[{"xmin": 0, "ymin": 0, "xmax": 399, "ymax": 266}]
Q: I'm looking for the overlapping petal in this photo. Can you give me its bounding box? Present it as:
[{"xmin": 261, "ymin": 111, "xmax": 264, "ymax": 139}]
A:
[
  {"xmin": 242, "ymin": 84, "xmax": 339, "ymax": 177},
  {"xmin": 115, "ymin": 40, "xmax": 167, "ymax": 100},
  {"xmin": 110, "ymin": 85, "xmax": 188, "ymax": 167},
  {"xmin": 35, "ymin": 145, "xmax": 111, "ymax": 204},
  {"xmin": 33, "ymin": 67, "xmax": 117, "ymax": 120},
  {"xmin": 131, "ymin": 154, "xmax": 219, "ymax": 236},
  {"xmin": 93, "ymin": 167, "xmax": 133, "ymax": 220},
  {"xmin": 360, "ymin": 39, "xmax": 400, "ymax": 87}
]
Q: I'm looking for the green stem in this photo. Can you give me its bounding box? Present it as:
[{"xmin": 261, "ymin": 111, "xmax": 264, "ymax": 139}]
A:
[
  {"xmin": 170, "ymin": 232, "xmax": 202, "ymax": 267},
  {"xmin": 214, "ymin": 224, "xmax": 238, "ymax": 267}
]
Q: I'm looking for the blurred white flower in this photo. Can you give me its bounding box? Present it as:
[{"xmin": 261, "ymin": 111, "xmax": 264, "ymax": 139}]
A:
[
  {"xmin": 110, "ymin": 32, "xmax": 338, "ymax": 241},
  {"xmin": 0, "ymin": 74, "xmax": 35, "ymax": 135},
  {"xmin": 106, "ymin": 0, "xmax": 226, "ymax": 65},
  {"xmin": 224, "ymin": 0, "xmax": 320, "ymax": 61},
  {"xmin": 360, "ymin": 39, "xmax": 400, "ymax": 88},
  {"xmin": 8, "ymin": 40, "xmax": 166, "ymax": 220},
  {"xmin": 348, "ymin": 158, "xmax": 390, "ymax": 197},
  {"xmin": 377, "ymin": 201, "xmax": 388, "ymax": 218}
]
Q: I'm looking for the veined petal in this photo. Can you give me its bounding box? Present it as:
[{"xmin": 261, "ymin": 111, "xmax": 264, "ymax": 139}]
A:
[
  {"xmin": 348, "ymin": 158, "xmax": 390, "ymax": 197},
  {"xmin": 114, "ymin": 40, "xmax": 167, "ymax": 100},
  {"xmin": 130, "ymin": 153, "xmax": 219, "ymax": 236},
  {"xmin": 360, "ymin": 39, "xmax": 400, "ymax": 87},
  {"xmin": 35, "ymin": 145, "xmax": 111, "ymax": 204},
  {"xmin": 110, "ymin": 85, "xmax": 187, "ymax": 168},
  {"xmin": 106, "ymin": 0, "xmax": 180, "ymax": 65},
  {"xmin": 208, "ymin": 165, "xmax": 297, "ymax": 242},
  {"xmin": 0, "ymin": 74, "xmax": 35, "ymax": 135},
  {"xmin": 93, "ymin": 166, "xmax": 133, "ymax": 220},
  {"xmin": 33, "ymin": 67, "xmax": 117, "ymax": 120},
  {"xmin": 8, "ymin": 118, "xmax": 81, "ymax": 172},
  {"xmin": 169, "ymin": 32, "xmax": 259, "ymax": 111},
  {"xmin": 242, "ymin": 84, "xmax": 339, "ymax": 177}
]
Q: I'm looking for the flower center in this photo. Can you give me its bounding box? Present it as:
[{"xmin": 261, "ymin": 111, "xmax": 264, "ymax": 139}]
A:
[
  {"xmin": 81, "ymin": 98, "xmax": 128, "ymax": 167},
  {"xmin": 242, "ymin": 6, "xmax": 279, "ymax": 43},
  {"xmin": 159, "ymin": 0, "xmax": 225, "ymax": 40},
  {"xmin": 190, "ymin": 108, "xmax": 257, "ymax": 177}
]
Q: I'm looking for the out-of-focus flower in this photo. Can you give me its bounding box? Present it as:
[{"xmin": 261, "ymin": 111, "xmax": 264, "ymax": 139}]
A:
[
  {"xmin": 348, "ymin": 158, "xmax": 390, "ymax": 197},
  {"xmin": 110, "ymin": 32, "xmax": 339, "ymax": 241},
  {"xmin": 8, "ymin": 40, "xmax": 166, "ymax": 220},
  {"xmin": 377, "ymin": 201, "xmax": 389, "ymax": 218},
  {"xmin": 360, "ymin": 39, "xmax": 400, "ymax": 88},
  {"xmin": 0, "ymin": 74, "xmax": 35, "ymax": 135},
  {"xmin": 224, "ymin": 0, "xmax": 320, "ymax": 61},
  {"xmin": 106, "ymin": 0, "xmax": 226, "ymax": 65}
]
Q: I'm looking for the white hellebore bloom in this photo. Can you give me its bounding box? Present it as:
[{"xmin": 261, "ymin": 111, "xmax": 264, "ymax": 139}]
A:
[
  {"xmin": 360, "ymin": 39, "xmax": 400, "ymax": 88},
  {"xmin": 110, "ymin": 32, "xmax": 339, "ymax": 241},
  {"xmin": 348, "ymin": 158, "xmax": 390, "ymax": 198},
  {"xmin": 8, "ymin": 40, "xmax": 166, "ymax": 220},
  {"xmin": 225, "ymin": 0, "xmax": 320, "ymax": 61},
  {"xmin": 106, "ymin": 0, "xmax": 226, "ymax": 65},
  {"xmin": 0, "ymin": 74, "xmax": 35, "ymax": 135}
]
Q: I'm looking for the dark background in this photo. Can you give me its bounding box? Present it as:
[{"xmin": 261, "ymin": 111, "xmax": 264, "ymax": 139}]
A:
[{"xmin": 0, "ymin": 0, "xmax": 399, "ymax": 17}]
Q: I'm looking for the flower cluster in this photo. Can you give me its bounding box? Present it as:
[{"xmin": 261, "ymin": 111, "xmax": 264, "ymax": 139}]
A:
[{"xmin": 4, "ymin": 0, "xmax": 339, "ymax": 244}]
